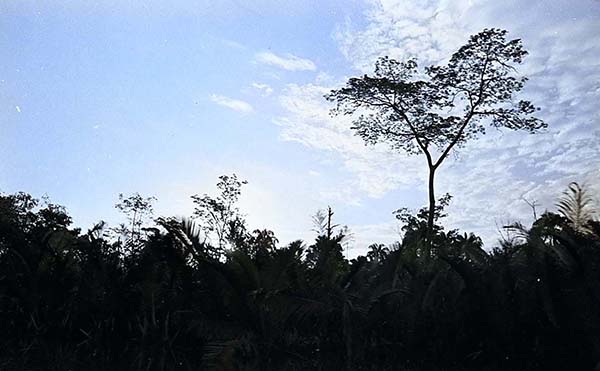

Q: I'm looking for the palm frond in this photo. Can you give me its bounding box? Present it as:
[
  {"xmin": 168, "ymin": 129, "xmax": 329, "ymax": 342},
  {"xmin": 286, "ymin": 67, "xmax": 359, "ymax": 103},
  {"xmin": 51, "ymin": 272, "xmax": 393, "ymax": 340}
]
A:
[{"xmin": 557, "ymin": 182, "xmax": 596, "ymax": 234}]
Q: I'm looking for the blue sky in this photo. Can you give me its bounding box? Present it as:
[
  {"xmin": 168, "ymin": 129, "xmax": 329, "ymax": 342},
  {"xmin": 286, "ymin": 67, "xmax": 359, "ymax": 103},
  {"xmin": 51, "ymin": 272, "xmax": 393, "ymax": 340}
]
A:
[{"xmin": 1, "ymin": 0, "xmax": 599, "ymax": 256}]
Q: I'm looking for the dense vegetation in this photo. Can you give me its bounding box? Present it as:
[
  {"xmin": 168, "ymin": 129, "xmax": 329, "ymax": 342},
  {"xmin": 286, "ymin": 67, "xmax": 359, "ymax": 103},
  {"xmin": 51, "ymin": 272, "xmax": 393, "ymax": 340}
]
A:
[{"xmin": 1, "ymin": 180, "xmax": 599, "ymax": 370}]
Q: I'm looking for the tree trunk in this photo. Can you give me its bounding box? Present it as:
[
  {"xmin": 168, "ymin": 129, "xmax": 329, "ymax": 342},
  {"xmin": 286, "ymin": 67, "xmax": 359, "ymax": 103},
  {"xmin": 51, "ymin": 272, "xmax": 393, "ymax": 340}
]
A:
[{"xmin": 427, "ymin": 166, "xmax": 436, "ymax": 246}]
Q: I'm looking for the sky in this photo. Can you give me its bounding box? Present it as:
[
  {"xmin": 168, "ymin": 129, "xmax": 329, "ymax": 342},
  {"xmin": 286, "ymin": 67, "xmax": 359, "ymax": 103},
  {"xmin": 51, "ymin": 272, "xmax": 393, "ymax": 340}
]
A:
[{"xmin": 1, "ymin": 0, "xmax": 599, "ymax": 257}]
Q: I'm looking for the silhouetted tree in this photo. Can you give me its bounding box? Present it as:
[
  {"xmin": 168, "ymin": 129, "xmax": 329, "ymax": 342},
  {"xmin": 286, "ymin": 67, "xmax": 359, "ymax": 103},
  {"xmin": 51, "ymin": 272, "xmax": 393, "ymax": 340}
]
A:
[
  {"xmin": 114, "ymin": 192, "xmax": 156, "ymax": 247},
  {"xmin": 327, "ymin": 28, "xmax": 546, "ymax": 240},
  {"xmin": 191, "ymin": 174, "xmax": 248, "ymax": 255},
  {"xmin": 366, "ymin": 243, "xmax": 389, "ymax": 262},
  {"xmin": 312, "ymin": 206, "xmax": 354, "ymax": 258},
  {"xmin": 312, "ymin": 206, "xmax": 339, "ymax": 239}
]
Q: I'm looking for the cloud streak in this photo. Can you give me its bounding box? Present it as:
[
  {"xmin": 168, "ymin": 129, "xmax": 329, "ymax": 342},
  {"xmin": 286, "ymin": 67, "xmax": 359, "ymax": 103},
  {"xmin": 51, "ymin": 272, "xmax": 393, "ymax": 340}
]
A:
[
  {"xmin": 256, "ymin": 51, "xmax": 316, "ymax": 71},
  {"xmin": 251, "ymin": 82, "xmax": 274, "ymax": 96},
  {"xmin": 209, "ymin": 94, "xmax": 254, "ymax": 114}
]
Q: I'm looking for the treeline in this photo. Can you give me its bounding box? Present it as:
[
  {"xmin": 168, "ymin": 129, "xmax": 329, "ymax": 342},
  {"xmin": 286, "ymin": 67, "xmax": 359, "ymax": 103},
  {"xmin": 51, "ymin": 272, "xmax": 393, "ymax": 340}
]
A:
[{"xmin": 1, "ymin": 182, "xmax": 600, "ymax": 370}]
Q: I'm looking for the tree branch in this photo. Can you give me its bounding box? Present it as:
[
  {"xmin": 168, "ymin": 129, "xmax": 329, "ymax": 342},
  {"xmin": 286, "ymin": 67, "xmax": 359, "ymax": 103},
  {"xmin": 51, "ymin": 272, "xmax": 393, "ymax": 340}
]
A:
[
  {"xmin": 391, "ymin": 105, "xmax": 434, "ymax": 167},
  {"xmin": 432, "ymin": 52, "xmax": 491, "ymax": 169}
]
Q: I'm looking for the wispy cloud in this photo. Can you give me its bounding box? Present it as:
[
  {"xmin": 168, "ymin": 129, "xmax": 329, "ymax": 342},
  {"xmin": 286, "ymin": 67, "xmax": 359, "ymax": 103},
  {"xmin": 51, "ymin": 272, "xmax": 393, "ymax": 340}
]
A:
[
  {"xmin": 275, "ymin": 82, "xmax": 426, "ymax": 199},
  {"xmin": 209, "ymin": 94, "xmax": 254, "ymax": 114},
  {"xmin": 256, "ymin": 51, "xmax": 316, "ymax": 71},
  {"xmin": 220, "ymin": 38, "xmax": 247, "ymax": 50},
  {"xmin": 333, "ymin": 0, "xmax": 474, "ymax": 72},
  {"xmin": 251, "ymin": 82, "xmax": 274, "ymax": 96}
]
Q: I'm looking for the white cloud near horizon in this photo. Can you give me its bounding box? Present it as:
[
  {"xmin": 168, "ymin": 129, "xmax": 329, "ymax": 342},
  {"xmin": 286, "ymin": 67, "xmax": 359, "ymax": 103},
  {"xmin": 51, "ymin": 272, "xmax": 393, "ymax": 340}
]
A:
[
  {"xmin": 209, "ymin": 94, "xmax": 254, "ymax": 114},
  {"xmin": 256, "ymin": 51, "xmax": 317, "ymax": 71}
]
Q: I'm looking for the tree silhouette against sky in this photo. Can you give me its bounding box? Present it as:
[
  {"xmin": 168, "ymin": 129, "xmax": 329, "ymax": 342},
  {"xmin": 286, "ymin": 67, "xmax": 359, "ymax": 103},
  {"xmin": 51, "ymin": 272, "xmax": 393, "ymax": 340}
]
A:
[{"xmin": 327, "ymin": 28, "xmax": 546, "ymax": 244}]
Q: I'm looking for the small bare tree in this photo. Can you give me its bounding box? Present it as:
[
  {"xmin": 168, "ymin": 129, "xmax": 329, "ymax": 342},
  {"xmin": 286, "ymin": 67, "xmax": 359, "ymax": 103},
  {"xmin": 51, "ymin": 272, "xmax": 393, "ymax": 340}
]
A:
[
  {"xmin": 191, "ymin": 174, "xmax": 248, "ymax": 253},
  {"xmin": 114, "ymin": 192, "xmax": 156, "ymax": 246}
]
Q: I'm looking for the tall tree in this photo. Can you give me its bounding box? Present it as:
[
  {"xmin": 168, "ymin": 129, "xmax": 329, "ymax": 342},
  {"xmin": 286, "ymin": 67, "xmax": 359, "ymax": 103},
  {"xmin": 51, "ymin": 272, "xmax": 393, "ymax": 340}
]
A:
[{"xmin": 327, "ymin": 28, "xmax": 546, "ymax": 241}]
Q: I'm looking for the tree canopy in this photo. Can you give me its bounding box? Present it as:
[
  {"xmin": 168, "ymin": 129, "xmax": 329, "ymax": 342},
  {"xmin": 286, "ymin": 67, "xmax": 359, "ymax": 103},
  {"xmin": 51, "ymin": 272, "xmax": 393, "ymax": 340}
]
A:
[{"xmin": 327, "ymin": 28, "xmax": 546, "ymax": 239}]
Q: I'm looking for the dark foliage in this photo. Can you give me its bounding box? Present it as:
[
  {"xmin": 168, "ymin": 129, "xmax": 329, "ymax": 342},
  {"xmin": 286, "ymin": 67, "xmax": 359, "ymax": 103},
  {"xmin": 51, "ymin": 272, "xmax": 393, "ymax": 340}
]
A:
[{"xmin": 1, "ymin": 188, "xmax": 599, "ymax": 370}]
